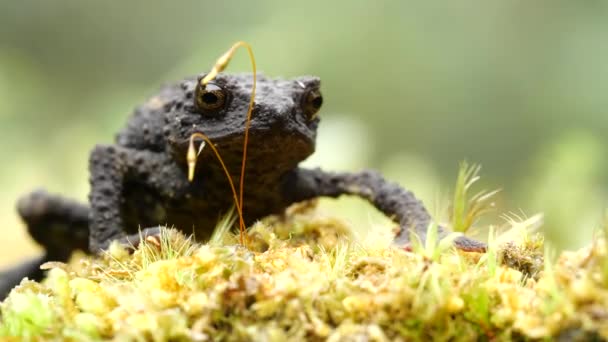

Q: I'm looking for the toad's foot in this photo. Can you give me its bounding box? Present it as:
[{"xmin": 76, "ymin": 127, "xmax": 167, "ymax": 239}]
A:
[
  {"xmin": 17, "ymin": 189, "xmax": 90, "ymax": 260},
  {"xmin": 107, "ymin": 227, "xmax": 163, "ymax": 253},
  {"xmin": 453, "ymin": 235, "xmax": 487, "ymax": 252}
]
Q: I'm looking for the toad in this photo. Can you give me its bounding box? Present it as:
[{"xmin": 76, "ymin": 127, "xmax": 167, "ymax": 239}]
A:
[{"xmin": 1, "ymin": 72, "xmax": 485, "ymax": 298}]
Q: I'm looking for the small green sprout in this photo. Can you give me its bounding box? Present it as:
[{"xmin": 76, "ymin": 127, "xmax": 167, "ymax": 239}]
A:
[
  {"xmin": 476, "ymin": 225, "xmax": 498, "ymax": 276},
  {"xmin": 451, "ymin": 161, "xmax": 500, "ymax": 233},
  {"xmin": 411, "ymin": 222, "xmax": 462, "ymax": 262},
  {"xmin": 138, "ymin": 228, "xmax": 198, "ymax": 269},
  {"xmin": 209, "ymin": 207, "xmax": 238, "ymax": 247},
  {"xmin": 539, "ymin": 244, "xmax": 570, "ymax": 318}
]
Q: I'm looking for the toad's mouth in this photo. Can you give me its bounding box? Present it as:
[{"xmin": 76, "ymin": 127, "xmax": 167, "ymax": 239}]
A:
[
  {"xmin": 169, "ymin": 120, "xmax": 316, "ymax": 157},
  {"xmin": 172, "ymin": 128, "xmax": 314, "ymax": 170}
]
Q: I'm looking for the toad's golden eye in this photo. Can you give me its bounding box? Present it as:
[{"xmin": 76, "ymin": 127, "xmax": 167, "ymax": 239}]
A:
[
  {"xmin": 303, "ymin": 88, "xmax": 323, "ymax": 119},
  {"xmin": 194, "ymin": 83, "xmax": 227, "ymax": 113}
]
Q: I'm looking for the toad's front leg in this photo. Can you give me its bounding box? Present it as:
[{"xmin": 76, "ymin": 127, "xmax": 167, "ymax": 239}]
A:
[
  {"xmin": 282, "ymin": 168, "xmax": 486, "ymax": 252},
  {"xmin": 88, "ymin": 145, "xmax": 189, "ymax": 252}
]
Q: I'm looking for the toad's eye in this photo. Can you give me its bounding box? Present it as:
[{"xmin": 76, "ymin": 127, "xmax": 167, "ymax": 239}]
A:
[
  {"xmin": 194, "ymin": 83, "xmax": 227, "ymax": 113},
  {"xmin": 302, "ymin": 88, "xmax": 323, "ymax": 119}
]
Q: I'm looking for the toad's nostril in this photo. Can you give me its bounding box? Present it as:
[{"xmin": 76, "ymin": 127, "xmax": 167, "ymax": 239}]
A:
[{"xmin": 252, "ymin": 97, "xmax": 298, "ymax": 123}]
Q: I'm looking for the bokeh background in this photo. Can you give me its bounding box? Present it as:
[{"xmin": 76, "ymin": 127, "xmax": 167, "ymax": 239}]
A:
[{"xmin": 1, "ymin": 1, "xmax": 608, "ymax": 265}]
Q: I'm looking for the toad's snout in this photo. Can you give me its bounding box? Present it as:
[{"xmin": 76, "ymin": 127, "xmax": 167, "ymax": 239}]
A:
[{"xmin": 252, "ymin": 96, "xmax": 298, "ymax": 124}]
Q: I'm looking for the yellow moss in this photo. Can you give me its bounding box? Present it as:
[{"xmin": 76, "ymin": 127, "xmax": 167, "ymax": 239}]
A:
[
  {"xmin": 69, "ymin": 278, "xmax": 117, "ymax": 315},
  {"xmin": 342, "ymin": 295, "xmax": 374, "ymax": 314},
  {"xmin": 2, "ymin": 204, "xmax": 608, "ymax": 340},
  {"xmin": 569, "ymin": 274, "xmax": 595, "ymax": 303},
  {"xmin": 181, "ymin": 292, "xmax": 209, "ymax": 316},
  {"xmin": 446, "ymin": 295, "xmax": 464, "ymax": 314},
  {"xmin": 194, "ymin": 245, "xmax": 218, "ymax": 266},
  {"xmin": 73, "ymin": 312, "xmax": 106, "ymax": 337},
  {"xmin": 125, "ymin": 312, "xmax": 158, "ymax": 333},
  {"xmin": 136, "ymin": 259, "xmax": 183, "ymax": 307}
]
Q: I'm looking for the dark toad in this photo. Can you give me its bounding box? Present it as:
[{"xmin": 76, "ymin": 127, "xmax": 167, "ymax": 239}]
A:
[{"xmin": 1, "ymin": 72, "xmax": 486, "ymax": 298}]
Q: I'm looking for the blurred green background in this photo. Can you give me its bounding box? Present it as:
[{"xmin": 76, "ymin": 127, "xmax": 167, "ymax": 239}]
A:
[{"xmin": 1, "ymin": 1, "xmax": 607, "ymax": 265}]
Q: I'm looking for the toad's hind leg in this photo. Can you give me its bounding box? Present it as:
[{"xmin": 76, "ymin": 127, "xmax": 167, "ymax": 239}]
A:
[
  {"xmin": 17, "ymin": 190, "xmax": 89, "ymax": 261},
  {"xmin": 0, "ymin": 190, "xmax": 90, "ymax": 299},
  {"xmin": 16, "ymin": 189, "xmax": 90, "ymax": 261}
]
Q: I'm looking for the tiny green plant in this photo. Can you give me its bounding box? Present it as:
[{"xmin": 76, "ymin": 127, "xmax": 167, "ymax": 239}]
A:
[
  {"xmin": 138, "ymin": 228, "xmax": 198, "ymax": 269},
  {"xmin": 411, "ymin": 223, "xmax": 463, "ymax": 262},
  {"xmin": 540, "ymin": 244, "xmax": 564, "ymax": 314},
  {"xmin": 496, "ymin": 212, "xmax": 543, "ymax": 245},
  {"xmin": 451, "ymin": 161, "xmax": 500, "ymax": 233},
  {"xmin": 476, "ymin": 225, "xmax": 498, "ymax": 276},
  {"xmin": 208, "ymin": 207, "xmax": 238, "ymax": 247}
]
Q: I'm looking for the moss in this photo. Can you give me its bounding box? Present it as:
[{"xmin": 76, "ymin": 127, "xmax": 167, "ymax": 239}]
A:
[
  {"xmin": 3, "ymin": 164, "xmax": 608, "ymax": 340},
  {"xmin": 1, "ymin": 203, "xmax": 608, "ymax": 341}
]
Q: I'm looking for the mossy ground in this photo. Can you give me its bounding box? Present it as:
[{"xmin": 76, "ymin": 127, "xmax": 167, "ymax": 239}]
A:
[
  {"xmin": 2, "ymin": 164, "xmax": 608, "ymax": 341},
  {"xmin": 1, "ymin": 201, "xmax": 607, "ymax": 341}
]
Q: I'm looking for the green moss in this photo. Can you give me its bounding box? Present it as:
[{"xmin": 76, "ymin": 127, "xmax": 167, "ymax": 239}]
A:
[{"xmin": 0, "ymin": 282, "xmax": 58, "ymax": 339}]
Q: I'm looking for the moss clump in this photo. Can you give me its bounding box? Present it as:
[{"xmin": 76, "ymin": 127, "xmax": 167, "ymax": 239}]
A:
[{"xmin": 1, "ymin": 203, "xmax": 607, "ymax": 341}]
